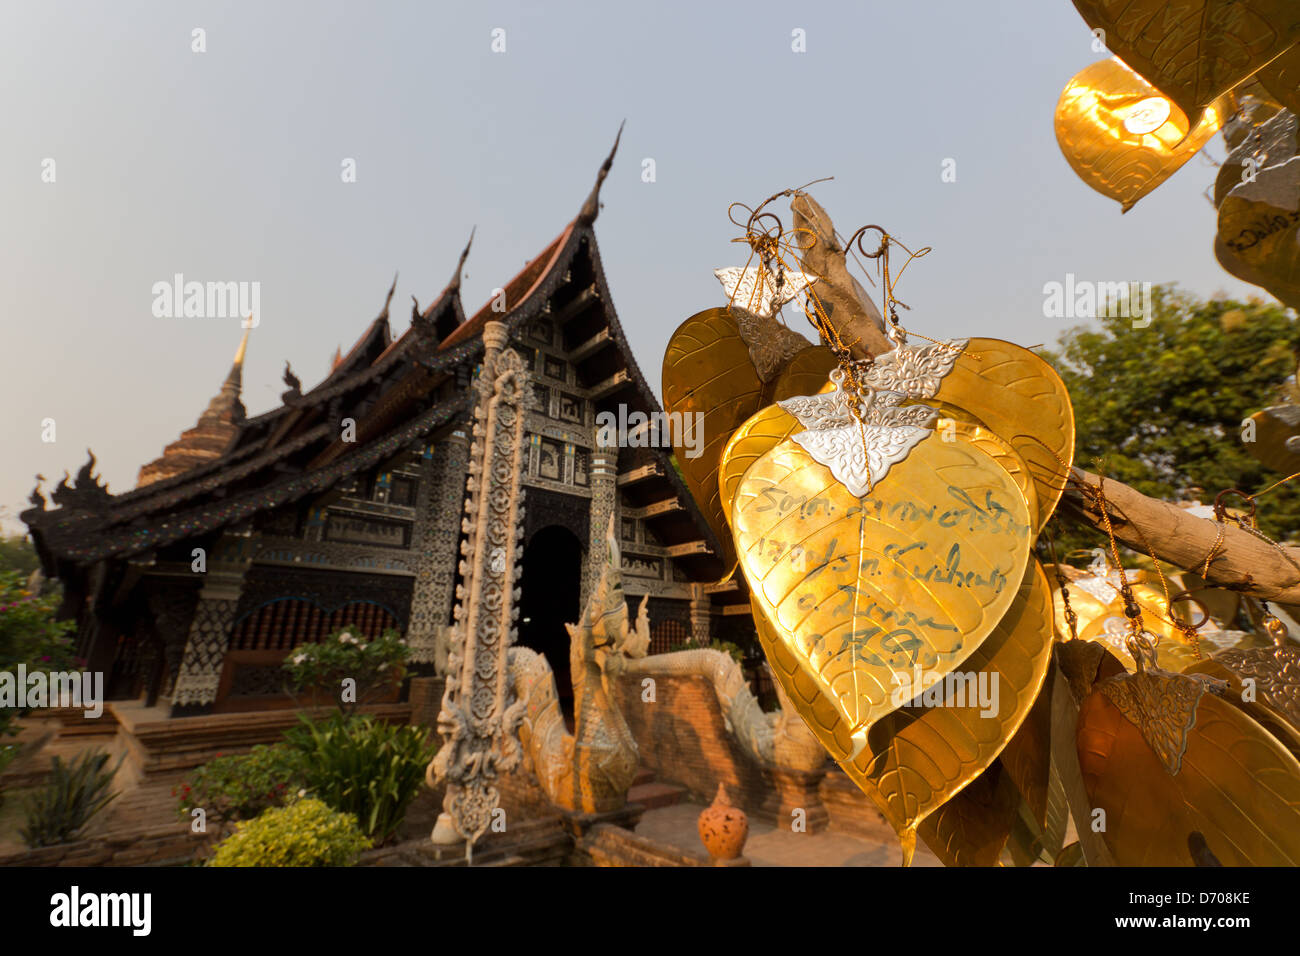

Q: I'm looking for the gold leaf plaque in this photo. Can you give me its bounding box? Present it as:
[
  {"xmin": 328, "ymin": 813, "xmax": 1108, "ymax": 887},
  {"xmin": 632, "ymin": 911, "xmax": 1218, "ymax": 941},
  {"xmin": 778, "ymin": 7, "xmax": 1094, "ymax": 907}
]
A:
[
  {"xmin": 1077, "ymin": 671, "xmax": 1300, "ymax": 865},
  {"xmin": 1259, "ymin": 45, "xmax": 1300, "ymax": 115},
  {"xmin": 916, "ymin": 760, "xmax": 1021, "ymax": 867},
  {"xmin": 932, "ymin": 338, "xmax": 1074, "ymax": 532},
  {"xmin": 1055, "ymin": 57, "xmax": 1226, "ymax": 212},
  {"xmin": 1069, "ymin": 1, "xmax": 1300, "ymax": 123},
  {"xmin": 768, "ymin": 346, "xmax": 838, "ymax": 404},
  {"xmin": 732, "ymin": 432, "xmax": 1034, "ymax": 763},
  {"xmin": 1217, "ymin": 154, "xmax": 1300, "ymax": 309},
  {"xmin": 719, "ymin": 404, "xmax": 802, "ymax": 529},
  {"xmin": 843, "ymin": 560, "xmax": 1054, "ymax": 860},
  {"xmin": 662, "ymin": 307, "xmax": 767, "ymax": 567}
]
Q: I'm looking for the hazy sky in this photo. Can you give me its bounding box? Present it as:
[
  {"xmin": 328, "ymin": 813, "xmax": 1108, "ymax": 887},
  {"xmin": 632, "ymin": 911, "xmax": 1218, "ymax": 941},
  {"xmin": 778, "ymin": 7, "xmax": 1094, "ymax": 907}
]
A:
[{"xmin": 0, "ymin": 0, "xmax": 1267, "ymax": 533}]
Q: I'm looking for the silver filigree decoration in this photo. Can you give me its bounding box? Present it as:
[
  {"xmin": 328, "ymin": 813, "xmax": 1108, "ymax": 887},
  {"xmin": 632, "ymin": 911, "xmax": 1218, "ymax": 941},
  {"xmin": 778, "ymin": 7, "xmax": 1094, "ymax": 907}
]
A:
[
  {"xmin": 792, "ymin": 421, "xmax": 931, "ymax": 497},
  {"xmin": 853, "ymin": 338, "xmax": 968, "ymax": 398},
  {"xmin": 714, "ymin": 265, "xmax": 817, "ymax": 318},
  {"xmin": 732, "ymin": 308, "xmax": 811, "ymax": 381}
]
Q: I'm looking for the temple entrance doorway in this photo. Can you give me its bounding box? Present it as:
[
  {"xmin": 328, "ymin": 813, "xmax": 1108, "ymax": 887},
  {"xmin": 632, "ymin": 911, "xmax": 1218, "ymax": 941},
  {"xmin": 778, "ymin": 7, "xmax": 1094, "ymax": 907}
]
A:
[{"xmin": 517, "ymin": 525, "xmax": 583, "ymax": 724}]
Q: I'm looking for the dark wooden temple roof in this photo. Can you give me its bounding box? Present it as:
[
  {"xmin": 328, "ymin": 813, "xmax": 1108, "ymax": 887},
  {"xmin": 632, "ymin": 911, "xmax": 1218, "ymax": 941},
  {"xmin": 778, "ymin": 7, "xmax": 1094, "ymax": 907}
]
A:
[{"xmin": 23, "ymin": 132, "xmax": 725, "ymax": 582}]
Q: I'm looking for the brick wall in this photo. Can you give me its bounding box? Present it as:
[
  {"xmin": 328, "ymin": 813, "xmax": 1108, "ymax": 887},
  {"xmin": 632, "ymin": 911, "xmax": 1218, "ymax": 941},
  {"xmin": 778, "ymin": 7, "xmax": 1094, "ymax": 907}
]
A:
[
  {"xmin": 616, "ymin": 672, "xmax": 771, "ymax": 817},
  {"xmin": 0, "ymin": 825, "xmax": 196, "ymax": 867}
]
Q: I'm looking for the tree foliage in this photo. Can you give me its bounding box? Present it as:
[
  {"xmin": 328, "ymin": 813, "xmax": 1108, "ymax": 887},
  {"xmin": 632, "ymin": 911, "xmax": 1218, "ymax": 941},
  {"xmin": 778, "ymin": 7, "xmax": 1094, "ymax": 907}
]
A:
[{"xmin": 1043, "ymin": 287, "xmax": 1300, "ymax": 546}]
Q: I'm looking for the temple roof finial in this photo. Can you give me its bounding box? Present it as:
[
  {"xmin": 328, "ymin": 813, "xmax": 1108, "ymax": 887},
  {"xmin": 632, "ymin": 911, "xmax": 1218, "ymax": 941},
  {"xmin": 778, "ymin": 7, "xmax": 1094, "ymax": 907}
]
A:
[
  {"xmin": 578, "ymin": 121, "xmax": 624, "ymax": 225},
  {"xmin": 449, "ymin": 227, "xmax": 475, "ymax": 295},
  {"xmin": 379, "ymin": 272, "xmax": 398, "ymax": 319},
  {"xmin": 224, "ymin": 325, "xmax": 252, "ymax": 388}
]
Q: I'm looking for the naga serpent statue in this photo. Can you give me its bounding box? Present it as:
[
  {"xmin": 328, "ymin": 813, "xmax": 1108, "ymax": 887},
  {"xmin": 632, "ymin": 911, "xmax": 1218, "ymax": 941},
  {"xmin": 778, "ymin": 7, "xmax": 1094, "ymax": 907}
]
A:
[{"xmin": 507, "ymin": 517, "xmax": 826, "ymax": 814}]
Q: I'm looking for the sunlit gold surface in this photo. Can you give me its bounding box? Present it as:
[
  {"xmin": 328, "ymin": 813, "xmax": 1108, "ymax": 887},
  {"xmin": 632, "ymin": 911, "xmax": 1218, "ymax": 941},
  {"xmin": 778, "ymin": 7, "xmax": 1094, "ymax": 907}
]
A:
[
  {"xmin": 843, "ymin": 560, "xmax": 1054, "ymax": 860},
  {"xmin": 1186, "ymin": 645, "xmax": 1300, "ymax": 761},
  {"xmin": 1259, "ymin": 45, "xmax": 1300, "ymax": 114},
  {"xmin": 733, "ymin": 432, "xmax": 1033, "ymax": 763},
  {"xmin": 662, "ymin": 307, "xmax": 766, "ymax": 568},
  {"xmin": 941, "ymin": 418, "xmax": 1040, "ymax": 533},
  {"xmin": 1070, "ymin": 1, "xmax": 1300, "ymax": 123},
  {"xmin": 933, "ymin": 338, "xmax": 1074, "ymax": 531},
  {"xmin": 1055, "ymin": 58, "xmax": 1225, "ymax": 212},
  {"xmin": 1077, "ymin": 672, "xmax": 1300, "ymax": 865},
  {"xmin": 718, "ymin": 403, "xmax": 802, "ymax": 528}
]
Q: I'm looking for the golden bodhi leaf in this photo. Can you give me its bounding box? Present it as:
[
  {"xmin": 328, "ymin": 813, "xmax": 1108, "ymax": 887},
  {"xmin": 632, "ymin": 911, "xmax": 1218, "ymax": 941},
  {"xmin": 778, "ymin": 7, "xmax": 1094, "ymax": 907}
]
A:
[
  {"xmin": 662, "ymin": 308, "xmax": 767, "ymax": 567},
  {"xmin": 770, "ymin": 346, "xmax": 838, "ymax": 404},
  {"xmin": 915, "ymin": 759, "xmax": 1021, "ymax": 867},
  {"xmin": 1259, "ymin": 45, "xmax": 1300, "ymax": 114},
  {"xmin": 1070, "ymin": 0, "xmax": 1300, "ymax": 123},
  {"xmin": 1055, "ymin": 58, "xmax": 1227, "ymax": 213},
  {"xmin": 841, "ymin": 560, "xmax": 1054, "ymax": 864},
  {"xmin": 719, "ymin": 404, "xmax": 802, "ymax": 530},
  {"xmin": 732, "ymin": 432, "xmax": 1034, "ymax": 764},
  {"xmin": 940, "ymin": 418, "xmax": 1039, "ymax": 530},
  {"xmin": 1077, "ymin": 669, "xmax": 1300, "ymax": 865},
  {"xmin": 933, "ymin": 339, "xmax": 1074, "ymax": 532},
  {"xmin": 1185, "ymin": 645, "xmax": 1300, "ymax": 762}
]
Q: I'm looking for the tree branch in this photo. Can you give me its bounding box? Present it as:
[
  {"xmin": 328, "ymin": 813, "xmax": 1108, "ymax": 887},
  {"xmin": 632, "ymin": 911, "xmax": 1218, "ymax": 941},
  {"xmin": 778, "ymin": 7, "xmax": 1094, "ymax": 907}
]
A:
[{"xmin": 1060, "ymin": 468, "xmax": 1300, "ymax": 604}]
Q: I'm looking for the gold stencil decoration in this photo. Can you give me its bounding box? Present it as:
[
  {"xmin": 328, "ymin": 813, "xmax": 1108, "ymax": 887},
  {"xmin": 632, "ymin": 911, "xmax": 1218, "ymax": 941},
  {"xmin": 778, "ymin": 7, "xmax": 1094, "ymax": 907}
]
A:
[
  {"xmin": 1055, "ymin": 57, "xmax": 1227, "ymax": 212},
  {"xmin": 1077, "ymin": 667, "xmax": 1300, "ymax": 865},
  {"xmin": 1217, "ymin": 153, "xmax": 1300, "ymax": 309},
  {"xmin": 842, "ymin": 560, "xmax": 1055, "ymax": 864},
  {"xmin": 662, "ymin": 307, "xmax": 768, "ymax": 567},
  {"xmin": 1069, "ymin": 1, "xmax": 1300, "ymax": 124},
  {"xmin": 732, "ymin": 430, "xmax": 1034, "ymax": 764},
  {"xmin": 931, "ymin": 338, "xmax": 1075, "ymax": 533}
]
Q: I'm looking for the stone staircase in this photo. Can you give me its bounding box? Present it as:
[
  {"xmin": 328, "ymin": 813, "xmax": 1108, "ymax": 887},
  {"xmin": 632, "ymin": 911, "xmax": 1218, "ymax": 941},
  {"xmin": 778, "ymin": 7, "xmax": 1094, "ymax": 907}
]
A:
[{"xmin": 627, "ymin": 766, "xmax": 688, "ymax": 811}]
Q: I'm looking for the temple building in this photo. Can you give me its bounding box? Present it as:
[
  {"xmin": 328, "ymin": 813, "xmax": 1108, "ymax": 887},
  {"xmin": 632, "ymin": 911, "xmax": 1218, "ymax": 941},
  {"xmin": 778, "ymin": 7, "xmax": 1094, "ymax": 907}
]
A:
[{"xmin": 22, "ymin": 145, "xmax": 752, "ymax": 717}]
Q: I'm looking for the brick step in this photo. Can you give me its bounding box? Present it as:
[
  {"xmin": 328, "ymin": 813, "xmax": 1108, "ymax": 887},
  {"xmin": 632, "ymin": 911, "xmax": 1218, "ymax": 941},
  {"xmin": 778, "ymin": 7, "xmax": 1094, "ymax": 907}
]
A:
[
  {"xmin": 631, "ymin": 766, "xmax": 656, "ymax": 788},
  {"xmin": 627, "ymin": 780, "xmax": 688, "ymax": 811}
]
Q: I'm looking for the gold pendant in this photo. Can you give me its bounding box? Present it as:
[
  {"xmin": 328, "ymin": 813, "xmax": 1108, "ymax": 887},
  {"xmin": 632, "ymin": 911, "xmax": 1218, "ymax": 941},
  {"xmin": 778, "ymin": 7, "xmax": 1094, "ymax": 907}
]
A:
[
  {"xmin": 1055, "ymin": 57, "xmax": 1227, "ymax": 212},
  {"xmin": 1068, "ymin": 1, "xmax": 1300, "ymax": 125},
  {"xmin": 1077, "ymin": 664, "xmax": 1300, "ymax": 865},
  {"xmin": 844, "ymin": 559, "xmax": 1055, "ymax": 864},
  {"xmin": 732, "ymin": 426, "xmax": 1034, "ymax": 762},
  {"xmin": 931, "ymin": 338, "xmax": 1075, "ymax": 533}
]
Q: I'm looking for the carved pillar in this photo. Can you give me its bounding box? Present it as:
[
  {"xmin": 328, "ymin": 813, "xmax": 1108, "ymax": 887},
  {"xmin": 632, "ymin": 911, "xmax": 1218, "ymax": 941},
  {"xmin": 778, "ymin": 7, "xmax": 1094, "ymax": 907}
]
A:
[
  {"xmin": 430, "ymin": 320, "xmax": 535, "ymax": 852},
  {"xmin": 169, "ymin": 531, "xmax": 254, "ymax": 714},
  {"xmin": 583, "ymin": 437, "xmax": 619, "ymax": 610},
  {"xmin": 690, "ymin": 583, "xmax": 712, "ymax": 643},
  {"xmin": 407, "ymin": 429, "xmax": 471, "ymax": 671}
]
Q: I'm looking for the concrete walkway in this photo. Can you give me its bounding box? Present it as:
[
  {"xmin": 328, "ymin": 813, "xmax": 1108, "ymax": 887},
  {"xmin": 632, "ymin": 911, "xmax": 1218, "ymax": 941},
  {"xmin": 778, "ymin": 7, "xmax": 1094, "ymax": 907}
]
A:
[{"xmin": 634, "ymin": 802, "xmax": 943, "ymax": 867}]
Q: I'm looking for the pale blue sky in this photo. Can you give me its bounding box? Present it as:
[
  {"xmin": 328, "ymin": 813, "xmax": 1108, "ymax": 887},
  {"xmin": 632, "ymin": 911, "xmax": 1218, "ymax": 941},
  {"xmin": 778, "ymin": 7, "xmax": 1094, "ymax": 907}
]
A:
[{"xmin": 0, "ymin": 0, "xmax": 1264, "ymax": 532}]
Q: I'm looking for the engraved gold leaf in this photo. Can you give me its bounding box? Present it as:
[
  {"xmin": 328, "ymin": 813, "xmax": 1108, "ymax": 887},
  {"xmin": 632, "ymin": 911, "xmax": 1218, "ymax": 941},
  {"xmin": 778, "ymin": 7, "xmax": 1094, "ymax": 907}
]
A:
[
  {"xmin": 843, "ymin": 559, "xmax": 1054, "ymax": 853},
  {"xmin": 1077, "ymin": 677, "xmax": 1300, "ymax": 865},
  {"xmin": 662, "ymin": 307, "xmax": 767, "ymax": 567},
  {"xmin": 733, "ymin": 433, "xmax": 1033, "ymax": 762},
  {"xmin": 769, "ymin": 346, "xmax": 838, "ymax": 404},
  {"xmin": 915, "ymin": 759, "xmax": 1021, "ymax": 867},
  {"xmin": 1055, "ymin": 58, "xmax": 1227, "ymax": 212},
  {"xmin": 933, "ymin": 338, "xmax": 1074, "ymax": 533},
  {"xmin": 719, "ymin": 404, "xmax": 802, "ymax": 530},
  {"xmin": 1069, "ymin": 1, "xmax": 1300, "ymax": 123},
  {"xmin": 1217, "ymin": 155, "xmax": 1300, "ymax": 309}
]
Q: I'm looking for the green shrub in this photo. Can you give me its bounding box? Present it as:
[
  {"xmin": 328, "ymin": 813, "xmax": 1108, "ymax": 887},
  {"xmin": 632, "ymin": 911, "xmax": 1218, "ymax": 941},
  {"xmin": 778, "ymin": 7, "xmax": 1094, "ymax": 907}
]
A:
[
  {"xmin": 209, "ymin": 798, "xmax": 370, "ymax": 867},
  {"xmin": 0, "ymin": 568, "xmax": 77, "ymax": 741},
  {"xmin": 284, "ymin": 713, "xmax": 434, "ymax": 843},
  {"xmin": 21, "ymin": 750, "xmax": 122, "ymax": 847},
  {"xmin": 667, "ymin": 635, "xmax": 745, "ymax": 665},
  {"xmin": 281, "ymin": 627, "xmax": 409, "ymax": 714},
  {"xmin": 174, "ymin": 743, "xmax": 304, "ymax": 827}
]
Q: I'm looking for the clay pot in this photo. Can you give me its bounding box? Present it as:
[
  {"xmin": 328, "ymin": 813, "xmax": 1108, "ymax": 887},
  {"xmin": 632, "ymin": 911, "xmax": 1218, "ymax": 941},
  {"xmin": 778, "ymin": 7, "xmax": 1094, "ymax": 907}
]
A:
[{"xmin": 697, "ymin": 783, "xmax": 748, "ymax": 861}]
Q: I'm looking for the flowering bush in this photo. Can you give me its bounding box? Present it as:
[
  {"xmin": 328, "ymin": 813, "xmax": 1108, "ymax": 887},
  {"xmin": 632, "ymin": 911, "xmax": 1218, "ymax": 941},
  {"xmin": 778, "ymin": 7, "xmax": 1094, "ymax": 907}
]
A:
[
  {"xmin": 281, "ymin": 627, "xmax": 409, "ymax": 714},
  {"xmin": 208, "ymin": 798, "xmax": 370, "ymax": 867},
  {"xmin": 174, "ymin": 743, "xmax": 304, "ymax": 828},
  {"xmin": 0, "ymin": 569, "xmax": 77, "ymax": 746}
]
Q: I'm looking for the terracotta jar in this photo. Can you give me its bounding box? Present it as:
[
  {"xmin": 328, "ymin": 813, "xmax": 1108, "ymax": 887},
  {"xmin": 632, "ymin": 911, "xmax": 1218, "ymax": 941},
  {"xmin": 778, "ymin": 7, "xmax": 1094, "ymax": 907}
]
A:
[{"xmin": 698, "ymin": 783, "xmax": 749, "ymax": 862}]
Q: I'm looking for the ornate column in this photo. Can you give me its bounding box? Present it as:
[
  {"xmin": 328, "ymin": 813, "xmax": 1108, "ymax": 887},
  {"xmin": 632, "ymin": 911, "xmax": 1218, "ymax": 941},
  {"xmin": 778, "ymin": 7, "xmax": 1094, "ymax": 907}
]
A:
[
  {"xmin": 430, "ymin": 321, "xmax": 535, "ymax": 854},
  {"xmin": 407, "ymin": 429, "xmax": 471, "ymax": 671},
  {"xmin": 690, "ymin": 583, "xmax": 712, "ymax": 644},
  {"xmin": 169, "ymin": 529, "xmax": 254, "ymax": 714},
  {"xmin": 583, "ymin": 436, "xmax": 619, "ymax": 610}
]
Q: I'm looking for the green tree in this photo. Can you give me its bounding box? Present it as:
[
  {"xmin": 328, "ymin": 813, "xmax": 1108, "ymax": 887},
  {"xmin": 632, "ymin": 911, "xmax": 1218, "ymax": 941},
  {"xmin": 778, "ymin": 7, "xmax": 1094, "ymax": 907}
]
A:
[
  {"xmin": 1043, "ymin": 286, "xmax": 1300, "ymax": 549},
  {"xmin": 0, "ymin": 533, "xmax": 39, "ymax": 577}
]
